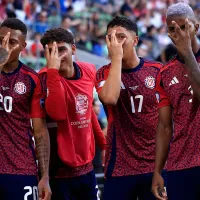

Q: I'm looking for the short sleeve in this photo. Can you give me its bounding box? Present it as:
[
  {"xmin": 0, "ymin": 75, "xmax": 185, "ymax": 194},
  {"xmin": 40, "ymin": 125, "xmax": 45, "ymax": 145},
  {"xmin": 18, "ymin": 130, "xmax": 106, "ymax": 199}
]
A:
[
  {"xmin": 95, "ymin": 65, "xmax": 110, "ymax": 94},
  {"xmin": 30, "ymin": 75, "xmax": 46, "ymax": 118},
  {"xmin": 156, "ymin": 71, "xmax": 171, "ymax": 108}
]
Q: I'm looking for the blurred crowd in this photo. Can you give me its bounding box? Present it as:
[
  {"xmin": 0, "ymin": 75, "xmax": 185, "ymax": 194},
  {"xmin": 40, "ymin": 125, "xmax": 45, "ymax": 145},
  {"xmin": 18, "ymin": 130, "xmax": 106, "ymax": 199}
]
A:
[{"xmin": 0, "ymin": 0, "xmax": 200, "ymax": 65}]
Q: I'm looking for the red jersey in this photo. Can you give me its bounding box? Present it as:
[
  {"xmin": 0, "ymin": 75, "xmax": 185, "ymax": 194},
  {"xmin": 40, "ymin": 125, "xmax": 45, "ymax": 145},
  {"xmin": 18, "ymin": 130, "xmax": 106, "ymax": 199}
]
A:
[
  {"xmin": 96, "ymin": 58, "xmax": 162, "ymax": 177},
  {"xmin": 40, "ymin": 62, "xmax": 106, "ymax": 173},
  {"xmin": 0, "ymin": 61, "xmax": 45, "ymax": 175},
  {"xmin": 156, "ymin": 52, "xmax": 200, "ymax": 171}
]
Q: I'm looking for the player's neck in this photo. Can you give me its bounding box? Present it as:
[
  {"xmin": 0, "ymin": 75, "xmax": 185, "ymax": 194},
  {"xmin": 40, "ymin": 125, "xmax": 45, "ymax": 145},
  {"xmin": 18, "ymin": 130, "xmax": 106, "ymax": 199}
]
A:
[
  {"xmin": 59, "ymin": 63, "xmax": 75, "ymax": 78},
  {"xmin": 3, "ymin": 60, "xmax": 19, "ymax": 73},
  {"xmin": 122, "ymin": 56, "xmax": 140, "ymax": 69}
]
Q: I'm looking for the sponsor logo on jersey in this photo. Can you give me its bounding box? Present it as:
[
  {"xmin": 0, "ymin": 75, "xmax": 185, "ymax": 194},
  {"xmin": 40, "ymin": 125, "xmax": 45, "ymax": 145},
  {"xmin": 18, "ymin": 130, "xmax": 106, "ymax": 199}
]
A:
[
  {"xmin": 1, "ymin": 86, "xmax": 9, "ymax": 91},
  {"xmin": 14, "ymin": 82, "xmax": 26, "ymax": 94},
  {"xmin": 169, "ymin": 77, "xmax": 179, "ymax": 86},
  {"xmin": 75, "ymin": 94, "xmax": 88, "ymax": 115},
  {"xmin": 129, "ymin": 86, "xmax": 139, "ymax": 90},
  {"xmin": 145, "ymin": 76, "xmax": 155, "ymax": 89}
]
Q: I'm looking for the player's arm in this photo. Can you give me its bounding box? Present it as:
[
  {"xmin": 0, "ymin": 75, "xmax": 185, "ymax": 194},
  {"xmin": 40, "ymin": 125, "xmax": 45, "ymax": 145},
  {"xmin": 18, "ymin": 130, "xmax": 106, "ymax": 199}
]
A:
[
  {"xmin": 44, "ymin": 42, "xmax": 68, "ymax": 121},
  {"xmin": 152, "ymin": 106, "xmax": 172, "ymax": 200},
  {"xmin": 155, "ymin": 107, "xmax": 172, "ymax": 172},
  {"xmin": 91, "ymin": 109, "xmax": 107, "ymax": 150},
  {"xmin": 30, "ymin": 74, "xmax": 51, "ymax": 200},
  {"xmin": 152, "ymin": 71, "xmax": 172, "ymax": 199},
  {"xmin": 168, "ymin": 19, "xmax": 200, "ymax": 100},
  {"xmin": 91, "ymin": 109, "xmax": 107, "ymax": 166},
  {"xmin": 32, "ymin": 118, "xmax": 51, "ymax": 200},
  {"xmin": 98, "ymin": 30, "xmax": 126, "ymax": 105}
]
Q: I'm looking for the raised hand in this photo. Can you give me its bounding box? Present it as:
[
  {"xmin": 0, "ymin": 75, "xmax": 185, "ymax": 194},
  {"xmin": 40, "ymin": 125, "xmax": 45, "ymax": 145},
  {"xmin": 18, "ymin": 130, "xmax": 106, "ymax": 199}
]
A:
[
  {"xmin": 106, "ymin": 30, "xmax": 126, "ymax": 60},
  {"xmin": 45, "ymin": 41, "xmax": 67, "ymax": 70},
  {"xmin": 0, "ymin": 32, "xmax": 19, "ymax": 69},
  {"xmin": 168, "ymin": 19, "xmax": 192, "ymax": 57},
  {"xmin": 0, "ymin": 47, "xmax": 9, "ymax": 66}
]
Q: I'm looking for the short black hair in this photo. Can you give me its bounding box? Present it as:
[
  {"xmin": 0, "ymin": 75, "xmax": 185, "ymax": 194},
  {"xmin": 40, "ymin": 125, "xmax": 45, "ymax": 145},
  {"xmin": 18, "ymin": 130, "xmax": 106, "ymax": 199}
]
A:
[
  {"xmin": 0, "ymin": 18, "xmax": 27, "ymax": 37},
  {"xmin": 40, "ymin": 27, "xmax": 75, "ymax": 47},
  {"xmin": 107, "ymin": 15, "xmax": 138, "ymax": 36}
]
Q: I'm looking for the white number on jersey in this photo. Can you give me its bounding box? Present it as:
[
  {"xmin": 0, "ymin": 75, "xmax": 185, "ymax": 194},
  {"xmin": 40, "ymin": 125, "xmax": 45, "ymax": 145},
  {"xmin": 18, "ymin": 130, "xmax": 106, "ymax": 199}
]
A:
[
  {"xmin": 130, "ymin": 95, "xmax": 144, "ymax": 113},
  {"xmin": 0, "ymin": 93, "xmax": 13, "ymax": 113},
  {"xmin": 24, "ymin": 186, "xmax": 38, "ymax": 200},
  {"xmin": 188, "ymin": 86, "xmax": 193, "ymax": 103}
]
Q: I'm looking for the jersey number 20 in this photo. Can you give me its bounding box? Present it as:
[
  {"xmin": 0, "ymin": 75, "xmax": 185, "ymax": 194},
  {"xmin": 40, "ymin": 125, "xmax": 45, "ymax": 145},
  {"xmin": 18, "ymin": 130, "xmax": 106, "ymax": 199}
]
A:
[
  {"xmin": 24, "ymin": 186, "xmax": 38, "ymax": 200},
  {"xmin": 130, "ymin": 95, "xmax": 143, "ymax": 113},
  {"xmin": 0, "ymin": 93, "xmax": 13, "ymax": 113}
]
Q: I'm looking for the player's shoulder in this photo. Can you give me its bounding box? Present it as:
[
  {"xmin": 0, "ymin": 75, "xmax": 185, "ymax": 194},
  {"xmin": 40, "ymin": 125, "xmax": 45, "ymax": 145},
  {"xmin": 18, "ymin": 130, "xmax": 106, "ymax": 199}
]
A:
[
  {"xmin": 96, "ymin": 63, "xmax": 111, "ymax": 82},
  {"xmin": 143, "ymin": 59, "xmax": 163, "ymax": 70},
  {"xmin": 76, "ymin": 61, "xmax": 95, "ymax": 72},
  {"xmin": 20, "ymin": 61, "xmax": 41, "ymax": 81},
  {"xmin": 76, "ymin": 61, "xmax": 96, "ymax": 81},
  {"xmin": 38, "ymin": 67, "xmax": 48, "ymax": 75},
  {"xmin": 160, "ymin": 56, "xmax": 178, "ymax": 74}
]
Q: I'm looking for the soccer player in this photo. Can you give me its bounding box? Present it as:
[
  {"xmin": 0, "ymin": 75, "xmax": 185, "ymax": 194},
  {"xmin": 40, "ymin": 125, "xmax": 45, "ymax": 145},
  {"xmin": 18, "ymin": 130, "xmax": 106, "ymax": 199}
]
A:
[
  {"xmin": 39, "ymin": 27, "xmax": 107, "ymax": 200},
  {"xmin": 0, "ymin": 18, "xmax": 51, "ymax": 200},
  {"xmin": 95, "ymin": 15, "xmax": 165, "ymax": 200},
  {"xmin": 152, "ymin": 3, "xmax": 200, "ymax": 200}
]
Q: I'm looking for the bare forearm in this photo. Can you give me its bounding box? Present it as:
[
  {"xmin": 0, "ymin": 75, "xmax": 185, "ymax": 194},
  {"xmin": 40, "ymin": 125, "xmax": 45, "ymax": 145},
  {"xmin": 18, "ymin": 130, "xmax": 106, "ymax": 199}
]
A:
[
  {"xmin": 35, "ymin": 132, "xmax": 50, "ymax": 178},
  {"xmin": 184, "ymin": 51, "xmax": 200, "ymax": 86},
  {"xmin": 99, "ymin": 57, "xmax": 122, "ymax": 105},
  {"xmin": 155, "ymin": 123, "xmax": 172, "ymax": 174}
]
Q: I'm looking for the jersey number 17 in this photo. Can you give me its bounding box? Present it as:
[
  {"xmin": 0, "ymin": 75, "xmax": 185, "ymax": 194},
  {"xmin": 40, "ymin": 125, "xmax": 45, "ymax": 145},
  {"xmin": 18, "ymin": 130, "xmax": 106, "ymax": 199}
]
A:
[{"xmin": 130, "ymin": 95, "xmax": 143, "ymax": 113}]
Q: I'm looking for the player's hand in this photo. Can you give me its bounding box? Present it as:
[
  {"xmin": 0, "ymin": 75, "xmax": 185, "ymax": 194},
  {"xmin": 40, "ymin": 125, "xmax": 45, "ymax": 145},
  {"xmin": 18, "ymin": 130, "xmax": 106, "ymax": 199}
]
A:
[
  {"xmin": 0, "ymin": 32, "xmax": 19, "ymax": 68},
  {"xmin": 38, "ymin": 176, "xmax": 52, "ymax": 200},
  {"xmin": 106, "ymin": 30, "xmax": 126, "ymax": 60},
  {"xmin": 168, "ymin": 18, "xmax": 192, "ymax": 57},
  {"xmin": 45, "ymin": 41, "xmax": 67, "ymax": 70},
  {"xmin": 152, "ymin": 172, "xmax": 167, "ymax": 200},
  {"xmin": 101, "ymin": 150, "xmax": 106, "ymax": 167}
]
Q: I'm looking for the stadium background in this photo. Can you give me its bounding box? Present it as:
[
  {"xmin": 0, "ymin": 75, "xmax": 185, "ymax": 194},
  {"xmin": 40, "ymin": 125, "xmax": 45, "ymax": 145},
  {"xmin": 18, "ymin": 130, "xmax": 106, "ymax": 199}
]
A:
[{"xmin": 0, "ymin": 0, "xmax": 200, "ymax": 199}]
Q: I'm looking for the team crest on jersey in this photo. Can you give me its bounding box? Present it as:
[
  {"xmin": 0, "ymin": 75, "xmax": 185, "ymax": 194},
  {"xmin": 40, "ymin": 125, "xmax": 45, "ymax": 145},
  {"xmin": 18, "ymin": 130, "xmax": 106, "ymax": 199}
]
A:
[
  {"xmin": 75, "ymin": 94, "xmax": 88, "ymax": 115},
  {"xmin": 14, "ymin": 82, "xmax": 26, "ymax": 94},
  {"xmin": 145, "ymin": 76, "xmax": 155, "ymax": 89}
]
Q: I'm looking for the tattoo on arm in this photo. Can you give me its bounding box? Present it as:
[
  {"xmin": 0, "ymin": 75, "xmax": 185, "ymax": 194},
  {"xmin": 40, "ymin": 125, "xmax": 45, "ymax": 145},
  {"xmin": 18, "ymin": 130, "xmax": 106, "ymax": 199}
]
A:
[
  {"xmin": 34, "ymin": 133, "xmax": 50, "ymax": 177},
  {"xmin": 184, "ymin": 52, "xmax": 200, "ymax": 85}
]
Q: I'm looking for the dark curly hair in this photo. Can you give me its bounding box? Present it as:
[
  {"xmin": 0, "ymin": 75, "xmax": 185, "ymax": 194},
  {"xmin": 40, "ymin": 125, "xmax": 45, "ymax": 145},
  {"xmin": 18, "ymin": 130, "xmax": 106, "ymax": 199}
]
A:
[
  {"xmin": 107, "ymin": 15, "xmax": 138, "ymax": 36},
  {"xmin": 0, "ymin": 18, "xmax": 27, "ymax": 37},
  {"xmin": 40, "ymin": 27, "xmax": 75, "ymax": 47}
]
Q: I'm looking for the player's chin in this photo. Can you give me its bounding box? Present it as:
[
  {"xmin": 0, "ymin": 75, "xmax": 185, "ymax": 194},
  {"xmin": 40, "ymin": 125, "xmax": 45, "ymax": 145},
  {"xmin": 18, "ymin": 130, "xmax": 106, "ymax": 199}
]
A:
[{"xmin": 60, "ymin": 63, "xmax": 66, "ymax": 70}]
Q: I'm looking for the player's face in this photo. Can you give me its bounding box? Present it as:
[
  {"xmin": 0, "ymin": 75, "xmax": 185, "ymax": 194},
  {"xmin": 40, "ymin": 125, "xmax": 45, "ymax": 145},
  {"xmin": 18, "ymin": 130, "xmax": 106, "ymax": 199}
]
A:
[
  {"xmin": 107, "ymin": 26, "xmax": 138, "ymax": 60},
  {"xmin": 47, "ymin": 42, "xmax": 76, "ymax": 71},
  {"xmin": 0, "ymin": 27, "xmax": 26, "ymax": 63},
  {"xmin": 167, "ymin": 16, "xmax": 199, "ymax": 42}
]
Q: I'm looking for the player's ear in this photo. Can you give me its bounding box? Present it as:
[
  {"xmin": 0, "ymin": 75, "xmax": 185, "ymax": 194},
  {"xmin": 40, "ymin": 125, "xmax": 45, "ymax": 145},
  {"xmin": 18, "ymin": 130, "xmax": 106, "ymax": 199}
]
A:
[
  {"xmin": 71, "ymin": 44, "xmax": 76, "ymax": 55},
  {"xmin": 21, "ymin": 41, "xmax": 27, "ymax": 50},
  {"xmin": 132, "ymin": 36, "xmax": 139, "ymax": 47}
]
